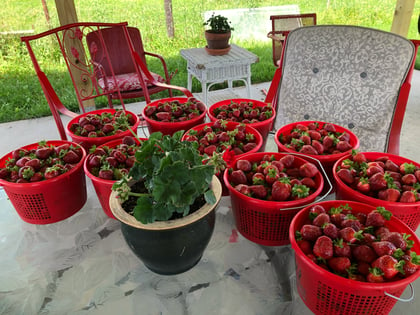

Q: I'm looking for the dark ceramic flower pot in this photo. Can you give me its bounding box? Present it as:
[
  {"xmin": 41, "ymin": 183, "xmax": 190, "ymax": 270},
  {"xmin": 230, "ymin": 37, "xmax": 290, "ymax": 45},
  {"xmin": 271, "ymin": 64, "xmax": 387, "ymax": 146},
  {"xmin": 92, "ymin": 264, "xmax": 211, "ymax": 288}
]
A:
[{"xmin": 110, "ymin": 176, "xmax": 222, "ymax": 275}]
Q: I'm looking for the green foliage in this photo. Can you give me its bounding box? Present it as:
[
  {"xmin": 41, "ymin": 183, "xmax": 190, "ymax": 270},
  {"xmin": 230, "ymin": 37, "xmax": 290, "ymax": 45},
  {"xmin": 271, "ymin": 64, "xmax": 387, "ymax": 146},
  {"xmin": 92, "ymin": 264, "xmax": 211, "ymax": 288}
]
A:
[
  {"xmin": 203, "ymin": 13, "xmax": 234, "ymax": 33},
  {"xmin": 1, "ymin": 0, "xmax": 419, "ymax": 123},
  {"xmin": 112, "ymin": 131, "xmax": 216, "ymax": 224}
]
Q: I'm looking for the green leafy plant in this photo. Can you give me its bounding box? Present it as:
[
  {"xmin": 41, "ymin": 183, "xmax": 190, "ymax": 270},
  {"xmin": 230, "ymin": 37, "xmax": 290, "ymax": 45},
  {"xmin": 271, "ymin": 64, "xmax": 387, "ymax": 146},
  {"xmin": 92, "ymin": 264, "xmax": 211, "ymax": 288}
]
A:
[
  {"xmin": 203, "ymin": 13, "xmax": 234, "ymax": 33},
  {"xmin": 112, "ymin": 130, "xmax": 216, "ymax": 224}
]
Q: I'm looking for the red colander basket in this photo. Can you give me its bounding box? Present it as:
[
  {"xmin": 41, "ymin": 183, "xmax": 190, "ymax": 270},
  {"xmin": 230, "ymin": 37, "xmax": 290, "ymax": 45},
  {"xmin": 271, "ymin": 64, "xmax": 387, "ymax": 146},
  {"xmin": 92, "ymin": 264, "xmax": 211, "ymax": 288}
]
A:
[
  {"xmin": 84, "ymin": 137, "xmax": 146, "ymax": 219},
  {"xmin": 0, "ymin": 140, "xmax": 87, "ymax": 224},
  {"xmin": 142, "ymin": 97, "xmax": 207, "ymax": 136},
  {"xmin": 207, "ymin": 98, "xmax": 275, "ymax": 150},
  {"xmin": 66, "ymin": 109, "xmax": 140, "ymax": 151},
  {"xmin": 333, "ymin": 152, "xmax": 420, "ymax": 231},
  {"xmin": 223, "ymin": 151, "xmax": 326, "ymax": 246},
  {"xmin": 289, "ymin": 200, "xmax": 420, "ymax": 315},
  {"xmin": 275, "ymin": 120, "xmax": 359, "ymax": 193}
]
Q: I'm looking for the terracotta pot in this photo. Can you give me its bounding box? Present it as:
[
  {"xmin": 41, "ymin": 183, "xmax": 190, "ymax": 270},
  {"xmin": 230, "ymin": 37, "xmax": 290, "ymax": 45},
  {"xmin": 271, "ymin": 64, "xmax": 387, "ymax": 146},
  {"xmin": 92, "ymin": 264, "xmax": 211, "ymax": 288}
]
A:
[
  {"xmin": 109, "ymin": 176, "xmax": 223, "ymax": 275},
  {"xmin": 204, "ymin": 31, "xmax": 231, "ymax": 55}
]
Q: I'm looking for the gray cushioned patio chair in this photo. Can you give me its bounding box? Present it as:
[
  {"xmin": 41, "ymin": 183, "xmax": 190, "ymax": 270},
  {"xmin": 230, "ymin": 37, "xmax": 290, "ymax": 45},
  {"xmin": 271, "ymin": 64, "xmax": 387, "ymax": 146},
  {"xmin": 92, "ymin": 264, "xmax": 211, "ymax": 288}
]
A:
[{"xmin": 265, "ymin": 25, "xmax": 420, "ymax": 154}]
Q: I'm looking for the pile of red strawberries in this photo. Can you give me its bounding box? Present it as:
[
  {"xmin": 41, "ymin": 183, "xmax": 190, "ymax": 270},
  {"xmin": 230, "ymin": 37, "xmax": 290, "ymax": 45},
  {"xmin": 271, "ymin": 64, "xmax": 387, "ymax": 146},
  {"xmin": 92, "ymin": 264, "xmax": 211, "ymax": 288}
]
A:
[
  {"xmin": 86, "ymin": 136, "xmax": 141, "ymax": 180},
  {"xmin": 211, "ymin": 100, "xmax": 273, "ymax": 123},
  {"xmin": 336, "ymin": 151, "xmax": 420, "ymax": 203},
  {"xmin": 227, "ymin": 153, "xmax": 321, "ymax": 201},
  {"xmin": 278, "ymin": 122, "xmax": 354, "ymax": 155},
  {"xmin": 183, "ymin": 120, "xmax": 259, "ymax": 156},
  {"xmin": 69, "ymin": 110, "xmax": 136, "ymax": 138},
  {"xmin": 144, "ymin": 97, "xmax": 205, "ymax": 122},
  {"xmin": 296, "ymin": 203, "xmax": 420, "ymax": 283},
  {"xmin": 0, "ymin": 141, "xmax": 83, "ymax": 183}
]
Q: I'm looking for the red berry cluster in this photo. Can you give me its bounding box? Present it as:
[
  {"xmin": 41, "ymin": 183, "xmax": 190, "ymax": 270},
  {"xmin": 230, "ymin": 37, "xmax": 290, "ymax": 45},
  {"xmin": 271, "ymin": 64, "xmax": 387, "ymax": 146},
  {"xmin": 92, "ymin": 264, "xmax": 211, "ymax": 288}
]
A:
[
  {"xmin": 69, "ymin": 110, "xmax": 136, "ymax": 138},
  {"xmin": 211, "ymin": 100, "xmax": 273, "ymax": 123},
  {"xmin": 144, "ymin": 97, "xmax": 205, "ymax": 122},
  {"xmin": 0, "ymin": 141, "xmax": 83, "ymax": 183},
  {"xmin": 228, "ymin": 153, "xmax": 320, "ymax": 201},
  {"xmin": 336, "ymin": 152, "xmax": 420, "ymax": 203},
  {"xmin": 86, "ymin": 136, "xmax": 141, "ymax": 180},
  {"xmin": 296, "ymin": 203, "xmax": 420, "ymax": 283},
  {"xmin": 183, "ymin": 120, "xmax": 259, "ymax": 156},
  {"xmin": 278, "ymin": 122, "xmax": 353, "ymax": 155}
]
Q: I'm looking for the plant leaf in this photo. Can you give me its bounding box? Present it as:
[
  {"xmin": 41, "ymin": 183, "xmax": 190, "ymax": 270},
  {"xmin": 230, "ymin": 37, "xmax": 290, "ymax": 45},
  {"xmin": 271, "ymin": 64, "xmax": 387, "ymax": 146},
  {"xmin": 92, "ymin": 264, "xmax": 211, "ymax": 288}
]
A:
[{"xmin": 133, "ymin": 196, "xmax": 155, "ymax": 224}]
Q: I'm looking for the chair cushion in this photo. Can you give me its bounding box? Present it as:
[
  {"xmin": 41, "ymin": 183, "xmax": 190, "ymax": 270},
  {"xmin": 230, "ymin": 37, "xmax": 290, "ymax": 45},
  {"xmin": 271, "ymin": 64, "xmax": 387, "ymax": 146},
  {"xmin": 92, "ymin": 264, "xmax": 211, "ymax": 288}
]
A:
[
  {"xmin": 98, "ymin": 72, "xmax": 165, "ymax": 92},
  {"xmin": 274, "ymin": 25, "xmax": 414, "ymax": 152}
]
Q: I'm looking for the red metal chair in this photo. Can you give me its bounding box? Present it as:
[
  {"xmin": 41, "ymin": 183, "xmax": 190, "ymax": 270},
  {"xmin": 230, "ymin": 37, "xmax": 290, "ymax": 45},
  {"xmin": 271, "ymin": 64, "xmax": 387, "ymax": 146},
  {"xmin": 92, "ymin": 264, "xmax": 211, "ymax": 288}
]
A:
[
  {"xmin": 265, "ymin": 25, "xmax": 420, "ymax": 155},
  {"xmin": 86, "ymin": 25, "xmax": 176, "ymax": 106},
  {"xmin": 21, "ymin": 22, "xmax": 192, "ymax": 140},
  {"xmin": 267, "ymin": 13, "xmax": 316, "ymax": 67}
]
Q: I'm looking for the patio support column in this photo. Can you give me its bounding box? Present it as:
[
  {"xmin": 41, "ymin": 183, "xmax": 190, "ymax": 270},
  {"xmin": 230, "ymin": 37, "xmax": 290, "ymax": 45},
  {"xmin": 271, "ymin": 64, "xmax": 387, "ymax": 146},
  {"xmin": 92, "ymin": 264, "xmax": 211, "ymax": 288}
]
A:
[
  {"xmin": 391, "ymin": 0, "xmax": 416, "ymax": 37},
  {"xmin": 54, "ymin": 0, "xmax": 95, "ymax": 111}
]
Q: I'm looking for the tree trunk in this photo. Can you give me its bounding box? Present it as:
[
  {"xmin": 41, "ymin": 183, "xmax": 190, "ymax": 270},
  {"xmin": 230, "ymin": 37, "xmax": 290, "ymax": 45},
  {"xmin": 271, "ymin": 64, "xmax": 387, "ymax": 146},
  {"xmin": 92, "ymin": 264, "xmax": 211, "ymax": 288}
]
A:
[{"xmin": 164, "ymin": 0, "xmax": 175, "ymax": 38}]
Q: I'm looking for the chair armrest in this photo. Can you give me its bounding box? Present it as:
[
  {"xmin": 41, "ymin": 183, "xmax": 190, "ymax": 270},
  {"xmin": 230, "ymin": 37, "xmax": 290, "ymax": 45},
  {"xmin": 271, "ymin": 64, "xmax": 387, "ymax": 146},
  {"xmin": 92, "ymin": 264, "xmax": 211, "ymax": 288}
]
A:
[
  {"xmin": 144, "ymin": 51, "xmax": 172, "ymax": 82},
  {"xmin": 133, "ymin": 51, "xmax": 192, "ymax": 98}
]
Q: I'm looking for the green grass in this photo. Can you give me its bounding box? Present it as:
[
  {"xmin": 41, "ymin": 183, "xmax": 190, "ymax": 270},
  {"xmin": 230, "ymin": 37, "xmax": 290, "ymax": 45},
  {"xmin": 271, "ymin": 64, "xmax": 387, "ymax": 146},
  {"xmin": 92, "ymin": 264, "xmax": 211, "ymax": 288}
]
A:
[{"xmin": 0, "ymin": 0, "xmax": 419, "ymax": 123}]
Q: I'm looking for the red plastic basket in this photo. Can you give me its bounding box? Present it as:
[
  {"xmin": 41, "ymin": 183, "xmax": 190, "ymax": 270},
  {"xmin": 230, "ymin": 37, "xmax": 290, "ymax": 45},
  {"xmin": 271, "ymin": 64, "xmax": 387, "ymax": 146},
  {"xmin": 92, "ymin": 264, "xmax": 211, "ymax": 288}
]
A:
[
  {"xmin": 333, "ymin": 152, "xmax": 420, "ymax": 231},
  {"xmin": 66, "ymin": 109, "xmax": 140, "ymax": 150},
  {"xmin": 84, "ymin": 137, "xmax": 146, "ymax": 219},
  {"xmin": 183, "ymin": 121, "xmax": 264, "ymax": 196},
  {"xmin": 207, "ymin": 98, "xmax": 275, "ymax": 150},
  {"xmin": 289, "ymin": 200, "xmax": 420, "ymax": 315},
  {"xmin": 275, "ymin": 121, "xmax": 359, "ymax": 192},
  {"xmin": 0, "ymin": 140, "xmax": 87, "ymax": 224},
  {"xmin": 142, "ymin": 97, "xmax": 207, "ymax": 136},
  {"xmin": 223, "ymin": 151, "xmax": 325, "ymax": 246}
]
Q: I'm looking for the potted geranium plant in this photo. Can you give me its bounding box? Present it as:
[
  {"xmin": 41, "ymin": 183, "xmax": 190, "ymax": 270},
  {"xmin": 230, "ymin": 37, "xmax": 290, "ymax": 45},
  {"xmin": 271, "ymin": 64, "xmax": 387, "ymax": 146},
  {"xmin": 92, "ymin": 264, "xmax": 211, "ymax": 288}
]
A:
[
  {"xmin": 109, "ymin": 130, "xmax": 223, "ymax": 275},
  {"xmin": 203, "ymin": 13, "xmax": 234, "ymax": 55}
]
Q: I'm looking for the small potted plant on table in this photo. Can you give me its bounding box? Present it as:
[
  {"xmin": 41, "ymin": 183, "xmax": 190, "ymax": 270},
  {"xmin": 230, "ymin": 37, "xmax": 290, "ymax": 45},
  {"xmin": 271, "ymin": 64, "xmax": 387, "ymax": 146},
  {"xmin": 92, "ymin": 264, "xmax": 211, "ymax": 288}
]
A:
[
  {"xmin": 109, "ymin": 131, "xmax": 223, "ymax": 275},
  {"xmin": 203, "ymin": 13, "xmax": 234, "ymax": 55}
]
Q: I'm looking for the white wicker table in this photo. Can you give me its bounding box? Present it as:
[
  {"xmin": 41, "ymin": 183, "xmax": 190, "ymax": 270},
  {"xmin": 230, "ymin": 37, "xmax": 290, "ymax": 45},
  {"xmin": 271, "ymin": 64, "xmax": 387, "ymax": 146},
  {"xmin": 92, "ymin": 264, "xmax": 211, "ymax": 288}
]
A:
[{"xmin": 180, "ymin": 44, "xmax": 259, "ymax": 104}]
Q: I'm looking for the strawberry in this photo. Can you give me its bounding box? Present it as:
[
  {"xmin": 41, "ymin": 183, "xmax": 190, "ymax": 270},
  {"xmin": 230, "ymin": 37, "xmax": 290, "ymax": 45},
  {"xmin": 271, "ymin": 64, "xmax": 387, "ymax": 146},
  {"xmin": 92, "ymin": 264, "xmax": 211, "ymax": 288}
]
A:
[
  {"xmin": 333, "ymin": 238, "xmax": 352, "ymax": 258},
  {"xmin": 299, "ymin": 145, "xmax": 318, "ymax": 155},
  {"xmin": 328, "ymin": 257, "xmax": 351, "ymax": 274},
  {"xmin": 279, "ymin": 155, "xmax": 295, "ymax": 168},
  {"xmin": 44, "ymin": 166, "xmax": 61, "ymax": 179},
  {"xmin": 308, "ymin": 204, "xmax": 327, "ymax": 220},
  {"xmin": 62, "ymin": 150, "xmax": 81, "ymax": 164},
  {"xmin": 336, "ymin": 168, "xmax": 354, "ymax": 185},
  {"xmin": 249, "ymin": 185, "xmax": 268, "ymax": 199},
  {"xmin": 271, "ymin": 179, "xmax": 291, "ymax": 201},
  {"xmin": 323, "ymin": 223, "xmax": 339, "ymax": 239},
  {"xmin": 25, "ymin": 158, "xmax": 41, "ymax": 171},
  {"xmin": 236, "ymin": 159, "xmax": 252, "ymax": 172},
  {"xmin": 98, "ymin": 167, "xmax": 114, "ymax": 180},
  {"xmin": 371, "ymin": 255, "xmax": 401, "ymax": 279},
  {"xmin": 155, "ymin": 112, "xmax": 171, "ymax": 121},
  {"xmin": 356, "ymin": 177, "xmax": 370, "ymax": 194},
  {"xmin": 400, "ymin": 190, "xmax": 417, "ymax": 203},
  {"xmin": 313, "ymin": 235, "xmax": 333, "ymax": 260},
  {"xmin": 203, "ymin": 145, "xmax": 217, "ymax": 156},
  {"xmin": 336, "ymin": 140, "xmax": 353, "ymax": 152},
  {"xmin": 312, "ymin": 213, "xmax": 330, "ymax": 227},
  {"xmin": 401, "ymin": 174, "xmax": 417, "ymax": 185},
  {"xmin": 352, "ymin": 244, "xmax": 377, "ymax": 263},
  {"xmin": 299, "ymin": 162, "xmax": 319, "ymax": 178},
  {"xmin": 379, "ymin": 188, "xmax": 400, "ymax": 202},
  {"xmin": 368, "ymin": 172, "xmax": 387, "ymax": 191},
  {"xmin": 399, "ymin": 162, "xmax": 416, "ymax": 175},
  {"xmin": 371, "ymin": 241, "xmax": 397, "ymax": 256},
  {"xmin": 365, "ymin": 207, "xmax": 391, "ymax": 227},
  {"xmin": 297, "ymin": 238, "xmax": 313, "ymax": 255},
  {"xmin": 400, "ymin": 252, "xmax": 420, "ymax": 276},
  {"xmin": 234, "ymin": 184, "xmax": 251, "ymax": 195},
  {"xmin": 35, "ymin": 147, "xmax": 53, "ymax": 160},
  {"xmin": 382, "ymin": 232, "xmax": 410, "ymax": 250},
  {"xmin": 300, "ymin": 224, "xmax": 322, "ymax": 242},
  {"xmin": 229, "ymin": 169, "xmax": 247, "ymax": 185},
  {"xmin": 366, "ymin": 267, "xmax": 385, "ymax": 283},
  {"xmin": 339, "ymin": 227, "xmax": 361, "ymax": 244},
  {"xmin": 291, "ymin": 184, "xmax": 310, "ymax": 199}
]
